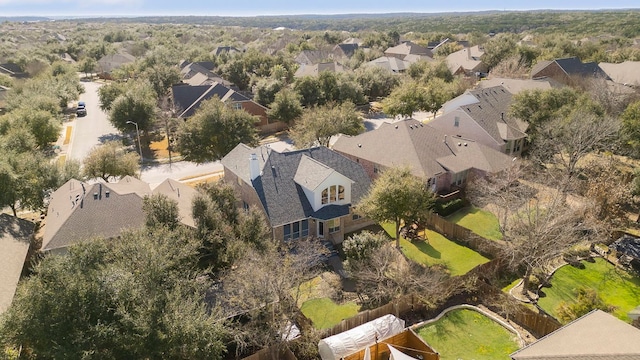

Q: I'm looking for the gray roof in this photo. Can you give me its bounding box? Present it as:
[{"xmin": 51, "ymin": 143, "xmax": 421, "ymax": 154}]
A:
[
  {"xmin": 97, "ymin": 53, "xmax": 136, "ymax": 74},
  {"xmin": 43, "ymin": 177, "xmax": 198, "ymax": 252},
  {"xmin": 222, "ymin": 145, "xmax": 371, "ymax": 227},
  {"xmin": 294, "ymin": 62, "xmax": 345, "ymax": 78},
  {"xmin": 172, "ymin": 83, "xmax": 252, "ymax": 118},
  {"xmin": 511, "ymin": 310, "xmax": 640, "ymax": 359},
  {"xmin": 599, "ymin": 61, "xmax": 640, "ymax": 86},
  {"xmin": 446, "ymin": 45, "xmax": 486, "ymax": 74},
  {"xmin": 0, "ymin": 214, "xmax": 34, "ymax": 314},
  {"xmin": 531, "ymin": 57, "xmax": 609, "ymax": 80},
  {"xmin": 363, "ymin": 56, "xmax": 410, "ymax": 73},
  {"xmin": 332, "ymin": 118, "xmax": 514, "ymax": 179},
  {"xmin": 295, "ymin": 50, "xmax": 333, "ymax": 65},
  {"xmin": 385, "ymin": 41, "xmax": 433, "ymax": 59},
  {"xmin": 458, "ymin": 86, "xmax": 527, "ymax": 143},
  {"xmin": 476, "ymin": 77, "xmax": 562, "ymax": 94}
]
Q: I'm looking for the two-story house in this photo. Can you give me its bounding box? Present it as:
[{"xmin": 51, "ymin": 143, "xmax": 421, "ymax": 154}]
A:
[
  {"xmin": 221, "ymin": 144, "xmax": 373, "ymax": 244},
  {"xmin": 429, "ymin": 86, "xmax": 529, "ymax": 156}
]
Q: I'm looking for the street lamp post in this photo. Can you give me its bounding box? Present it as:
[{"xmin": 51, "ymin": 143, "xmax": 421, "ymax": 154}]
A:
[{"xmin": 126, "ymin": 121, "xmax": 143, "ymax": 163}]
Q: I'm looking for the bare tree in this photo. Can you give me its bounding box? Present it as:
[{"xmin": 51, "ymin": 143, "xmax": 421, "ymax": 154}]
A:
[
  {"xmin": 531, "ymin": 111, "xmax": 620, "ymax": 179},
  {"xmin": 221, "ymin": 239, "xmax": 327, "ymax": 357},
  {"xmin": 348, "ymin": 243, "xmax": 449, "ymax": 308}
]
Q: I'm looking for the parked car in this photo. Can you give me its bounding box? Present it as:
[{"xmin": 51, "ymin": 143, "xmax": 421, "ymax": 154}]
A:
[{"xmin": 76, "ymin": 101, "xmax": 87, "ymax": 117}]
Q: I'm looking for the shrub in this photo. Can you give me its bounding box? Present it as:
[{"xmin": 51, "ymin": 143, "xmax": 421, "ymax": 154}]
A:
[
  {"xmin": 435, "ymin": 199, "xmax": 466, "ymax": 216},
  {"xmin": 342, "ymin": 231, "xmax": 387, "ymax": 261},
  {"xmin": 556, "ymin": 288, "xmax": 615, "ymax": 322}
]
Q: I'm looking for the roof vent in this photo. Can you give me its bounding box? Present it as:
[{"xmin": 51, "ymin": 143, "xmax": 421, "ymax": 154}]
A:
[
  {"xmin": 464, "ymin": 143, "xmax": 468, "ymax": 146},
  {"xmin": 357, "ymin": 144, "xmax": 362, "ymax": 148},
  {"xmin": 395, "ymin": 125, "xmax": 398, "ymax": 129},
  {"xmin": 457, "ymin": 142, "xmax": 461, "ymax": 146},
  {"xmin": 105, "ymin": 190, "xmax": 110, "ymax": 198},
  {"xmin": 409, "ymin": 125, "xmax": 413, "ymax": 129},
  {"xmin": 444, "ymin": 135, "xmax": 447, "ymax": 143},
  {"xmin": 93, "ymin": 192, "xmax": 98, "ymax": 200}
]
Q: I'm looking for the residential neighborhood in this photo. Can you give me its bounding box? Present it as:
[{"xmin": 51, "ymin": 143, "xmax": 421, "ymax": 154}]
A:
[{"xmin": 1, "ymin": 6, "xmax": 640, "ymax": 360}]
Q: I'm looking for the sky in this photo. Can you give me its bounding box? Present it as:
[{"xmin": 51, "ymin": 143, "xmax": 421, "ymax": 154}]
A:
[{"xmin": 0, "ymin": 0, "xmax": 638, "ymax": 17}]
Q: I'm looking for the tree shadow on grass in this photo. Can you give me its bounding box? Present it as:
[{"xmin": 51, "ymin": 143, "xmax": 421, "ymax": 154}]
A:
[{"xmin": 414, "ymin": 241, "xmax": 441, "ymax": 259}]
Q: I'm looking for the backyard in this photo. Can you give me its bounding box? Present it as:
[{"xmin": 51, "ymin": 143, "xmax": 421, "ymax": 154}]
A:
[
  {"xmin": 447, "ymin": 206, "xmax": 503, "ymax": 241},
  {"xmin": 381, "ymin": 223, "xmax": 490, "ymax": 276},
  {"xmin": 537, "ymin": 258, "xmax": 640, "ymax": 322},
  {"xmin": 295, "ymin": 274, "xmax": 360, "ymax": 330},
  {"xmin": 415, "ymin": 308, "xmax": 520, "ymax": 360}
]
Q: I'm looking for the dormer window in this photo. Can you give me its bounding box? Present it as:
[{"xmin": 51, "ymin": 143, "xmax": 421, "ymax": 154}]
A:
[{"xmin": 321, "ymin": 185, "xmax": 345, "ymax": 204}]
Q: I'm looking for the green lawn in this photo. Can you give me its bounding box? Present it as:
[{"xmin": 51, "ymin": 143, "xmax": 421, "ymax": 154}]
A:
[
  {"xmin": 416, "ymin": 309, "xmax": 520, "ymax": 360},
  {"xmin": 300, "ymin": 298, "xmax": 360, "ymax": 330},
  {"xmin": 447, "ymin": 206, "xmax": 503, "ymax": 241},
  {"xmin": 380, "ymin": 222, "xmax": 490, "ymax": 276},
  {"xmin": 537, "ymin": 258, "xmax": 640, "ymax": 322}
]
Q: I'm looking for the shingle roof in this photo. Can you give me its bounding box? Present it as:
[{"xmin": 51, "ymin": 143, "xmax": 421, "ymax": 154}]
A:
[
  {"xmin": 511, "ymin": 310, "xmax": 640, "ymax": 360},
  {"xmin": 332, "ymin": 119, "xmax": 514, "ymax": 179},
  {"xmin": 97, "ymin": 53, "xmax": 136, "ymax": 73},
  {"xmin": 172, "ymin": 83, "xmax": 250, "ymax": 118},
  {"xmin": 43, "ymin": 177, "xmax": 198, "ymax": 252},
  {"xmin": 455, "ymin": 86, "xmax": 527, "ymax": 143},
  {"xmin": 0, "ymin": 214, "xmax": 34, "ymax": 313},
  {"xmin": 294, "ymin": 62, "xmax": 345, "ymax": 77},
  {"xmin": 363, "ymin": 56, "xmax": 410, "ymax": 73},
  {"xmin": 295, "ymin": 50, "xmax": 333, "ymax": 65},
  {"xmin": 384, "ymin": 41, "xmax": 433, "ymax": 59},
  {"xmin": 152, "ymin": 178, "xmax": 198, "ymax": 228},
  {"xmin": 446, "ymin": 45, "xmax": 486, "ymax": 74},
  {"xmin": 599, "ymin": 61, "xmax": 640, "ymax": 86},
  {"xmin": 222, "ymin": 145, "xmax": 371, "ymax": 227},
  {"xmin": 531, "ymin": 57, "xmax": 609, "ymax": 80},
  {"xmin": 333, "ymin": 43, "xmax": 359, "ymax": 57},
  {"xmin": 476, "ymin": 77, "xmax": 562, "ymax": 94}
]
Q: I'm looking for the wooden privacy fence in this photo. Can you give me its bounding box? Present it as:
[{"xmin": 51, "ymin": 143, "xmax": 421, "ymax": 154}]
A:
[
  {"xmin": 426, "ymin": 213, "xmax": 503, "ymax": 259},
  {"xmin": 512, "ymin": 305, "xmax": 562, "ymax": 338},
  {"xmin": 320, "ymin": 294, "xmax": 424, "ymax": 338}
]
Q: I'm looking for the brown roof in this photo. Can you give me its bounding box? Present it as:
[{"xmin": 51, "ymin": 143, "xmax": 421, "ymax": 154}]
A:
[
  {"xmin": 294, "ymin": 62, "xmax": 345, "ymax": 78},
  {"xmin": 511, "ymin": 310, "xmax": 640, "ymax": 360},
  {"xmin": 446, "ymin": 45, "xmax": 486, "ymax": 74},
  {"xmin": 332, "ymin": 119, "xmax": 514, "ymax": 179},
  {"xmin": 43, "ymin": 177, "xmax": 198, "ymax": 252},
  {"xmin": 384, "ymin": 41, "xmax": 433, "ymax": 59},
  {"xmin": 599, "ymin": 61, "xmax": 640, "ymax": 86},
  {"xmin": 476, "ymin": 77, "xmax": 562, "ymax": 94},
  {"xmin": 0, "ymin": 214, "xmax": 34, "ymax": 313}
]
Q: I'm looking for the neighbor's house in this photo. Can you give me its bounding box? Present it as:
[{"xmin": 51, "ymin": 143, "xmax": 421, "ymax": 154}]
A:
[
  {"xmin": 221, "ymin": 144, "xmax": 373, "ymax": 244},
  {"xmin": 0, "ymin": 85, "xmax": 10, "ymax": 112},
  {"xmin": 332, "ymin": 43, "xmax": 359, "ymax": 59},
  {"xmin": 332, "ymin": 118, "xmax": 515, "ymax": 198},
  {"xmin": 429, "ymin": 86, "xmax": 528, "ymax": 156},
  {"xmin": 362, "ymin": 56, "xmax": 411, "ymax": 74},
  {"xmin": 171, "ymin": 83, "xmax": 285, "ymax": 134},
  {"xmin": 475, "ymin": 77, "xmax": 562, "ymax": 94},
  {"xmin": 294, "ymin": 62, "xmax": 346, "ymax": 78},
  {"xmin": 510, "ymin": 310, "xmax": 640, "ymax": 360},
  {"xmin": 599, "ymin": 61, "xmax": 640, "ymax": 88},
  {"xmin": 295, "ymin": 50, "xmax": 334, "ymax": 65},
  {"xmin": 179, "ymin": 60, "xmax": 235, "ymax": 88},
  {"xmin": 384, "ymin": 41, "xmax": 433, "ymax": 61},
  {"xmin": 445, "ymin": 45, "xmax": 487, "ymax": 76},
  {"xmin": 212, "ymin": 46, "xmax": 242, "ymax": 56},
  {"xmin": 0, "ymin": 214, "xmax": 34, "ymax": 314},
  {"xmin": 97, "ymin": 53, "xmax": 136, "ymax": 78},
  {"xmin": 42, "ymin": 176, "xmax": 197, "ymax": 254},
  {"xmin": 530, "ymin": 56, "xmax": 609, "ymax": 86},
  {"xmin": 0, "ymin": 63, "xmax": 27, "ymax": 79}
]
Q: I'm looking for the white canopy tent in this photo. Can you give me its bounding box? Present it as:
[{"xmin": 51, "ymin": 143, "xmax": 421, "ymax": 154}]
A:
[
  {"xmin": 318, "ymin": 314, "xmax": 406, "ymax": 360},
  {"xmin": 387, "ymin": 344, "xmax": 418, "ymax": 360}
]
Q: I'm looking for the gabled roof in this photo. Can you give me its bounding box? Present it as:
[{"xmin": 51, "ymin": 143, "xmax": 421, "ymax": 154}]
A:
[
  {"xmin": 295, "ymin": 50, "xmax": 333, "ymax": 65},
  {"xmin": 0, "ymin": 63, "xmax": 22, "ymax": 75},
  {"xmin": 294, "ymin": 155, "xmax": 342, "ymax": 191},
  {"xmin": 180, "ymin": 62, "xmax": 234, "ymax": 88},
  {"xmin": 97, "ymin": 53, "xmax": 136, "ymax": 73},
  {"xmin": 294, "ymin": 62, "xmax": 345, "ymax": 77},
  {"xmin": 213, "ymin": 46, "xmax": 241, "ymax": 56},
  {"xmin": 333, "ymin": 43, "xmax": 359, "ymax": 57},
  {"xmin": 384, "ymin": 41, "xmax": 433, "ymax": 59},
  {"xmin": 476, "ymin": 77, "xmax": 562, "ymax": 94},
  {"xmin": 152, "ymin": 178, "xmax": 198, "ymax": 228},
  {"xmin": 171, "ymin": 83, "xmax": 252, "ymax": 118},
  {"xmin": 599, "ymin": 61, "xmax": 640, "ymax": 86},
  {"xmin": 446, "ymin": 45, "xmax": 486, "ymax": 74},
  {"xmin": 531, "ymin": 57, "xmax": 608, "ymax": 80},
  {"xmin": 511, "ymin": 310, "xmax": 640, "ymax": 360},
  {"xmin": 0, "ymin": 214, "xmax": 34, "ymax": 314},
  {"xmin": 222, "ymin": 145, "xmax": 371, "ymax": 227},
  {"xmin": 332, "ymin": 119, "xmax": 514, "ymax": 179},
  {"xmin": 436, "ymin": 86, "xmax": 527, "ymax": 144},
  {"xmin": 43, "ymin": 177, "xmax": 198, "ymax": 252},
  {"xmin": 363, "ymin": 56, "xmax": 410, "ymax": 73}
]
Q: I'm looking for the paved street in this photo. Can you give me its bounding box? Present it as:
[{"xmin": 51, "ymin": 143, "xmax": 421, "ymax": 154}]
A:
[{"xmin": 67, "ymin": 81, "xmax": 122, "ymax": 161}]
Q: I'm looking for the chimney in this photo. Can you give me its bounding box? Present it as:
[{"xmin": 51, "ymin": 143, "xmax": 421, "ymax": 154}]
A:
[
  {"xmin": 444, "ymin": 134, "xmax": 447, "ymax": 143},
  {"xmin": 249, "ymin": 153, "xmax": 260, "ymax": 181}
]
